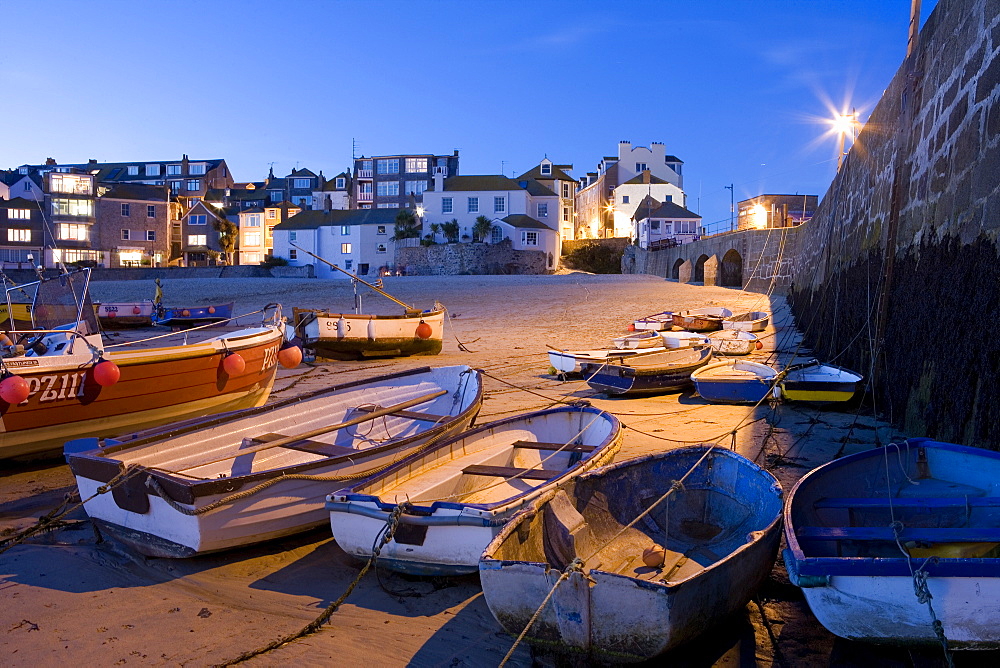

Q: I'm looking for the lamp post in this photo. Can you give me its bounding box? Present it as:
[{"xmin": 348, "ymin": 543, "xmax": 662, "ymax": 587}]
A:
[
  {"xmin": 835, "ymin": 109, "xmax": 860, "ymax": 170},
  {"xmin": 724, "ymin": 184, "xmax": 734, "ymax": 232}
]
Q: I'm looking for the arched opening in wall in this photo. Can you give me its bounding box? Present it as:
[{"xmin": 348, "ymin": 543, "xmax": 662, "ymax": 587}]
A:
[
  {"xmin": 671, "ymin": 258, "xmax": 685, "ymax": 280},
  {"xmin": 694, "ymin": 254, "xmax": 709, "ymax": 283},
  {"xmin": 721, "ymin": 249, "xmax": 743, "ymax": 287}
]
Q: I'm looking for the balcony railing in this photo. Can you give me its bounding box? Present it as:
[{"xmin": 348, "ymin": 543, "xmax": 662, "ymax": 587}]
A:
[
  {"xmin": 357, "ymin": 170, "xmax": 373, "ymax": 179},
  {"xmin": 357, "ymin": 191, "xmax": 373, "ymax": 202}
]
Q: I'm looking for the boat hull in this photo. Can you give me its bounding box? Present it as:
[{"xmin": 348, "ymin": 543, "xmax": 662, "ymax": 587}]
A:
[
  {"xmin": 153, "ymin": 302, "xmax": 234, "ymax": 328},
  {"xmin": 547, "ymin": 348, "xmax": 656, "ymax": 375},
  {"xmin": 581, "ymin": 347, "xmax": 712, "ymax": 396},
  {"xmin": 633, "ymin": 311, "xmax": 673, "ymax": 331},
  {"xmin": 692, "ymin": 361, "xmax": 777, "ymax": 404},
  {"xmin": 480, "ymin": 447, "xmax": 784, "ymax": 661},
  {"xmin": 98, "ymin": 301, "xmax": 155, "ymax": 327},
  {"xmin": 68, "ymin": 366, "xmax": 483, "ymax": 556},
  {"xmin": 781, "ymin": 362, "xmax": 863, "ymax": 403},
  {"xmin": 1, "ymin": 326, "xmax": 283, "ymax": 460},
  {"xmin": 295, "ymin": 308, "xmax": 444, "ymax": 359},
  {"xmin": 722, "ymin": 312, "xmax": 769, "ymax": 332}
]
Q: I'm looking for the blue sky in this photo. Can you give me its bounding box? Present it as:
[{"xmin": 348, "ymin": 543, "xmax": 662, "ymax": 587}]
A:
[{"xmin": 0, "ymin": 1, "xmax": 934, "ymax": 231}]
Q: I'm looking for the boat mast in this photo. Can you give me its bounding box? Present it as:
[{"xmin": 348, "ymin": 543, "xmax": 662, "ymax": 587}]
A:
[{"xmin": 290, "ymin": 244, "xmax": 414, "ymax": 312}]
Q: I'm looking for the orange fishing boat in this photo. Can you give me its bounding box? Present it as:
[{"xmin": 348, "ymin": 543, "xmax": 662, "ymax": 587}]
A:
[{"xmin": 0, "ymin": 269, "xmax": 289, "ymax": 460}]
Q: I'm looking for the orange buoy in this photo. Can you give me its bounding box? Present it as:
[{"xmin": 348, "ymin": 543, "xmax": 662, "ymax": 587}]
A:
[
  {"xmin": 278, "ymin": 343, "xmax": 303, "ymax": 369},
  {"xmin": 92, "ymin": 359, "xmax": 121, "ymax": 387},
  {"xmin": 415, "ymin": 320, "xmax": 432, "ymax": 340},
  {"xmin": 132, "ymin": 306, "xmax": 142, "ymax": 315},
  {"xmin": 181, "ymin": 309, "xmax": 191, "ymax": 317},
  {"xmin": 107, "ymin": 310, "xmax": 116, "ymax": 318},
  {"xmin": 755, "ymin": 340, "xmax": 764, "ymax": 350},
  {"xmin": 0, "ymin": 375, "xmax": 30, "ymax": 404},
  {"xmin": 208, "ymin": 306, "xmax": 216, "ymax": 314},
  {"xmin": 627, "ymin": 323, "xmax": 636, "ymax": 332},
  {"xmin": 222, "ymin": 352, "xmax": 246, "ymax": 376},
  {"xmin": 642, "ymin": 544, "xmax": 666, "ymax": 568},
  {"xmin": 0, "ymin": 332, "xmax": 13, "ymax": 347}
]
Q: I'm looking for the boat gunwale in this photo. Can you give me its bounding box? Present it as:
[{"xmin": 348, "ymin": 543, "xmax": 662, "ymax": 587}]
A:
[{"xmin": 297, "ymin": 307, "xmax": 446, "ymax": 322}]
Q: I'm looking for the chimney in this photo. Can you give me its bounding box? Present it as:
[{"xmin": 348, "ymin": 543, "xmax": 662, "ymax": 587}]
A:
[
  {"xmin": 433, "ymin": 165, "xmax": 446, "ymax": 192},
  {"xmin": 46, "ymin": 157, "xmax": 57, "ymax": 165},
  {"xmin": 87, "ymin": 158, "xmax": 97, "ymax": 165},
  {"xmin": 324, "ymin": 195, "xmax": 332, "ymax": 212},
  {"xmin": 182, "ymin": 154, "xmax": 189, "ymax": 173}
]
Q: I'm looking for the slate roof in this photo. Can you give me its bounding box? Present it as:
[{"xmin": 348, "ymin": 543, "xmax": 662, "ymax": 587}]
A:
[
  {"xmin": 274, "ymin": 208, "xmax": 403, "ymax": 230},
  {"xmin": 0, "ymin": 197, "xmax": 38, "ymax": 209},
  {"xmin": 500, "ymin": 214, "xmax": 549, "ymax": 230},
  {"xmin": 434, "ymin": 175, "xmax": 524, "ymax": 192},
  {"xmin": 622, "ymin": 172, "xmax": 670, "ymax": 186},
  {"xmin": 664, "ymin": 155, "xmax": 684, "ymax": 163},
  {"xmin": 632, "ymin": 197, "xmax": 700, "ymax": 221},
  {"xmin": 100, "ymin": 183, "xmax": 167, "ymax": 202},
  {"xmin": 517, "ymin": 164, "xmax": 577, "ymax": 182}
]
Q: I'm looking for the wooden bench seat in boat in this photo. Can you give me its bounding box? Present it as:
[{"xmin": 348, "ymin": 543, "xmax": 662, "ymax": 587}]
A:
[
  {"xmin": 250, "ymin": 433, "xmax": 357, "ymax": 458},
  {"xmin": 797, "ymin": 526, "xmax": 1000, "ymax": 542},
  {"xmin": 354, "ymin": 405, "xmax": 449, "ymax": 422},
  {"xmin": 814, "ymin": 497, "xmax": 1000, "ymax": 509},
  {"xmin": 462, "ymin": 464, "xmax": 562, "ymax": 481},
  {"xmin": 510, "ymin": 440, "xmax": 597, "ymax": 453}
]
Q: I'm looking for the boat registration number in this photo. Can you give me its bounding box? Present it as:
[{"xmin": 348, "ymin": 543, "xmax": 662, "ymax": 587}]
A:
[{"xmin": 25, "ymin": 372, "xmax": 87, "ymax": 404}]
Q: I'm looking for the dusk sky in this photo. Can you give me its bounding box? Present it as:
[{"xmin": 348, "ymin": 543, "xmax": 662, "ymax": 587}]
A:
[{"xmin": 1, "ymin": 1, "xmax": 935, "ymax": 231}]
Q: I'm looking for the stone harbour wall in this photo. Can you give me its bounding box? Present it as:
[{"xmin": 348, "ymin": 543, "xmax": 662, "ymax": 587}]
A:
[{"xmin": 395, "ymin": 239, "xmax": 549, "ymax": 275}]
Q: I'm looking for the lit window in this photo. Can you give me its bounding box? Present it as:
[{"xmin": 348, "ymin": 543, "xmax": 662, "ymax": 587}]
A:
[
  {"xmin": 8, "ymin": 209, "xmax": 30, "ymax": 220},
  {"xmin": 376, "ymin": 244, "xmax": 387, "ymax": 253},
  {"xmin": 245, "ymin": 232, "xmax": 261, "ymax": 246},
  {"xmin": 442, "ymin": 198, "xmax": 453, "ymax": 214},
  {"xmin": 341, "ymin": 243, "xmax": 352, "ymax": 254},
  {"xmin": 49, "ymin": 173, "xmax": 92, "ymax": 195},
  {"xmin": 187, "ymin": 234, "xmax": 207, "ymax": 246},
  {"xmin": 537, "ymin": 203, "xmax": 548, "ymax": 217},
  {"xmin": 377, "ymin": 225, "xmax": 386, "ymax": 235},
  {"xmin": 167, "ymin": 164, "xmax": 182, "ymax": 175},
  {"xmin": 147, "ymin": 205, "xmax": 156, "ymax": 218},
  {"xmin": 121, "ymin": 229, "xmax": 131, "ymax": 240},
  {"xmin": 245, "ymin": 214, "xmax": 261, "ymax": 227},
  {"xmin": 404, "ymin": 180, "xmax": 427, "ymax": 195},
  {"xmin": 186, "ymin": 179, "xmax": 201, "ymax": 191},
  {"xmin": 405, "ymin": 157, "xmax": 428, "ymax": 172},
  {"xmin": 51, "ymin": 198, "xmax": 94, "ymax": 217},
  {"xmin": 376, "ymin": 159, "xmax": 399, "ymax": 174},
  {"xmin": 293, "ymin": 178, "xmax": 310, "ymax": 189},
  {"xmin": 467, "ymin": 197, "xmax": 479, "ymax": 213},
  {"xmin": 146, "ymin": 230, "xmax": 156, "ymax": 241},
  {"xmin": 189, "ymin": 214, "xmax": 207, "ymax": 225},
  {"xmin": 146, "ymin": 164, "xmax": 160, "ymax": 176},
  {"xmin": 190, "ymin": 163, "xmax": 206, "ymax": 175},
  {"xmin": 377, "ymin": 181, "xmax": 400, "ymax": 197},
  {"xmin": 121, "ymin": 203, "xmax": 130, "ymax": 216},
  {"xmin": 57, "ymin": 223, "xmax": 89, "ymax": 241},
  {"xmin": 521, "ymin": 231, "xmax": 538, "ymax": 246},
  {"xmin": 7, "ymin": 229, "xmax": 30, "ymax": 242},
  {"xmin": 341, "ymin": 225, "xmax": 350, "ymax": 235},
  {"xmin": 127, "ymin": 165, "xmax": 138, "ymax": 176}
]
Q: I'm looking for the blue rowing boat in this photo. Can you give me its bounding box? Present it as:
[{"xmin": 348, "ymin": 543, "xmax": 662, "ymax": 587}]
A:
[
  {"xmin": 480, "ymin": 446, "xmax": 783, "ymax": 662},
  {"xmin": 580, "ymin": 345, "xmax": 712, "ymax": 396},
  {"xmin": 691, "ymin": 360, "xmax": 778, "ymax": 404},
  {"xmin": 153, "ymin": 302, "xmax": 234, "ymax": 329},
  {"xmin": 784, "ymin": 438, "xmax": 1000, "ymax": 649}
]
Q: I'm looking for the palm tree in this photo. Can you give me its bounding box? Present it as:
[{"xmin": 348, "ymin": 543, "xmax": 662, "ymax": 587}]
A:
[
  {"xmin": 441, "ymin": 219, "xmax": 460, "ymax": 243},
  {"xmin": 429, "ymin": 222, "xmax": 442, "ymax": 243},
  {"xmin": 212, "ymin": 216, "xmax": 238, "ymax": 265},
  {"xmin": 473, "ymin": 215, "xmax": 493, "ymax": 242},
  {"xmin": 391, "ymin": 208, "xmax": 421, "ymax": 241}
]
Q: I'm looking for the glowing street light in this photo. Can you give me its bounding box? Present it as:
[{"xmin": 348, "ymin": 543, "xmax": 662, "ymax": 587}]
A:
[{"xmin": 834, "ymin": 109, "xmax": 861, "ymax": 169}]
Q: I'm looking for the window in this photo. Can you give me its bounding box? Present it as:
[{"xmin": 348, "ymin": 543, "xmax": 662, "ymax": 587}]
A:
[
  {"xmin": 521, "ymin": 231, "xmax": 538, "ymax": 246},
  {"xmin": 358, "ymin": 182, "xmax": 372, "ymax": 196},
  {"xmin": 52, "ymin": 249, "xmax": 99, "ymax": 264},
  {"xmin": 359, "ymin": 159, "xmax": 373, "ymax": 171},
  {"xmin": 664, "ymin": 222, "xmax": 672, "ymax": 235},
  {"xmin": 246, "ymin": 214, "xmax": 261, "ymax": 227},
  {"xmin": 537, "ymin": 203, "xmax": 548, "ymax": 217},
  {"xmin": 376, "ymin": 158, "xmax": 399, "ymax": 174},
  {"xmin": 121, "ymin": 203, "xmax": 130, "ymax": 216},
  {"xmin": 563, "ymin": 207, "xmax": 570, "ymax": 222},
  {"xmin": 376, "ymin": 181, "xmax": 400, "ymax": 197},
  {"xmin": 635, "ymin": 163, "xmax": 647, "ymax": 172},
  {"xmin": 269, "ymin": 191, "xmax": 283, "ymax": 202},
  {"xmin": 290, "ymin": 231, "xmax": 297, "ymax": 242},
  {"xmin": 341, "ymin": 243, "xmax": 352, "ymax": 254},
  {"xmin": 57, "ymin": 223, "xmax": 89, "ymax": 241},
  {"xmin": 345, "ymin": 259, "xmax": 353, "ymax": 270},
  {"xmin": 244, "ymin": 252, "xmax": 260, "ymax": 264},
  {"xmin": 127, "ymin": 165, "xmax": 138, "ymax": 176},
  {"xmin": 335, "ymin": 177, "xmax": 346, "ymax": 189},
  {"xmin": 341, "ymin": 225, "xmax": 351, "ymax": 235},
  {"xmin": 650, "ymin": 220, "xmax": 660, "ymax": 231},
  {"xmin": 665, "ymin": 195, "xmax": 672, "ymax": 203},
  {"xmin": 147, "ymin": 205, "xmax": 156, "ymax": 218},
  {"xmin": 51, "ymin": 198, "xmax": 94, "ymax": 217},
  {"xmin": 491, "ymin": 226, "xmax": 503, "ymax": 244},
  {"xmin": 677, "ymin": 221, "xmax": 698, "ymax": 234},
  {"xmin": 376, "ymin": 244, "xmax": 387, "ymax": 253},
  {"xmin": 405, "ymin": 157, "xmax": 428, "ymax": 172},
  {"xmin": 377, "ymin": 225, "xmax": 386, "ymax": 235},
  {"xmin": 245, "ymin": 232, "xmax": 261, "ymax": 246},
  {"xmin": 190, "ymin": 163, "xmax": 206, "ymax": 175},
  {"xmin": 540, "ymin": 163, "xmax": 552, "ymax": 175},
  {"xmin": 8, "ymin": 209, "xmax": 30, "ymax": 220},
  {"xmin": 467, "ymin": 197, "xmax": 479, "ymax": 213},
  {"xmin": 622, "ymin": 195, "xmax": 630, "ymax": 204},
  {"xmin": 289, "ymin": 249, "xmax": 298, "ymax": 260},
  {"xmin": 562, "ymin": 183, "xmax": 570, "ymax": 198},
  {"xmin": 186, "ymin": 179, "xmax": 201, "ymax": 191},
  {"xmin": 494, "ymin": 196, "xmax": 506, "ymax": 213},
  {"xmin": 189, "ymin": 214, "xmax": 207, "ymax": 225},
  {"xmin": 7, "ymin": 229, "xmax": 30, "ymax": 242},
  {"xmin": 169, "ymin": 180, "xmax": 181, "ymax": 194},
  {"xmin": 49, "ymin": 173, "xmax": 91, "ymax": 195},
  {"xmin": 187, "ymin": 234, "xmax": 207, "ymax": 246},
  {"xmin": 442, "ymin": 197, "xmax": 453, "ymax": 214},
  {"xmin": 146, "ymin": 164, "xmax": 160, "ymax": 176},
  {"xmin": 266, "ymin": 225, "xmax": 274, "ymax": 238},
  {"xmin": 121, "ymin": 229, "xmax": 131, "ymax": 240},
  {"xmin": 267, "ymin": 210, "xmax": 277, "ymax": 219},
  {"xmin": 167, "ymin": 164, "xmax": 182, "ymax": 175},
  {"xmin": 404, "ymin": 180, "xmax": 427, "ymax": 195},
  {"xmin": 293, "ymin": 178, "xmax": 310, "ymax": 189},
  {"xmin": 146, "ymin": 230, "xmax": 156, "ymax": 241}
]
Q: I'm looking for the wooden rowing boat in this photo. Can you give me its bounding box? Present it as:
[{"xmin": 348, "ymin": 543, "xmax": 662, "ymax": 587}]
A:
[
  {"xmin": 706, "ymin": 329, "xmax": 760, "ymax": 355},
  {"xmin": 612, "ymin": 329, "xmax": 662, "ymax": 350},
  {"xmin": 580, "ymin": 345, "xmax": 712, "ymax": 396},
  {"xmin": 326, "ymin": 405, "xmax": 621, "ymax": 575},
  {"xmin": 722, "ymin": 311, "xmax": 769, "ymax": 332},
  {"xmin": 153, "ymin": 302, "xmax": 234, "ymax": 329},
  {"xmin": 671, "ymin": 307, "xmax": 733, "ymax": 332},
  {"xmin": 632, "ymin": 311, "xmax": 673, "ymax": 331},
  {"xmin": 67, "ymin": 365, "xmax": 483, "ymax": 557},
  {"xmin": 546, "ymin": 346, "xmax": 660, "ymax": 375},
  {"xmin": 691, "ymin": 360, "xmax": 778, "ymax": 404},
  {"xmin": 294, "ymin": 307, "xmax": 444, "ymax": 359},
  {"xmin": 97, "ymin": 301, "xmax": 156, "ymax": 328},
  {"xmin": 780, "ymin": 359, "xmax": 863, "ymax": 403},
  {"xmin": 784, "ymin": 438, "xmax": 1000, "ymax": 649},
  {"xmin": 480, "ymin": 446, "xmax": 784, "ymax": 661}
]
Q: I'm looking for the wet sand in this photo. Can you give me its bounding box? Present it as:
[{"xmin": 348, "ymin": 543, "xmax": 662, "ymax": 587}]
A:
[{"xmin": 0, "ymin": 273, "xmax": 968, "ymax": 666}]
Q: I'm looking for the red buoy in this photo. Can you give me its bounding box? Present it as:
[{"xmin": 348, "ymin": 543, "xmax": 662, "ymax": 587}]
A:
[
  {"xmin": 132, "ymin": 306, "xmax": 142, "ymax": 315},
  {"xmin": 181, "ymin": 309, "xmax": 191, "ymax": 317},
  {"xmin": 208, "ymin": 306, "xmax": 216, "ymax": 314},
  {"xmin": 415, "ymin": 320, "xmax": 432, "ymax": 340},
  {"xmin": 222, "ymin": 352, "xmax": 246, "ymax": 376},
  {"xmin": 107, "ymin": 310, "xmax": 117, "ymax": 318},
  {"xmin": 278, "ymin": 343, "xmax": 303, "ymax": 369},
  {"xmin": 0, "ymin": 375, "xmax": 30, "ymax": 404},
  {"xmin": 755, "ymin": 340, "xmax": 764, "ymax": 350},
  {"xmin": 92, "ymin": 359, "xmax": 121, "ymax": 387},
  {"xmin": 627, "ymin": 323, "xmax": 636, "ymax": 332}
]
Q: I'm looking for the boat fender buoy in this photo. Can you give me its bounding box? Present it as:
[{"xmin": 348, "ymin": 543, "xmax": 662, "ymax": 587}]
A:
[
  {"xmin": 132, "ymin": 306, "xmax": 142, "ymax": 315},
  {"xmin": 222, "ymin": 352, "xmax": 246, "ymax": 376},
  {"xmin": 415, "ymin": 320, "xmax": 432, "ymax": 340},
  {"xmin": 277, "ymin": 342, "xmax": 303, "ymax": 369},
  {"xmin": 92, "ymin": 360, "xmax": 121, "ymax": 387},
  {"xmin": 0, "ymin": 332, "xmax": 13, "ymax": 347},
  {"xmin": 642, "ymin": 544, "xmax": 666, "ymax": 568},
  {"xmin": 367, "ymin": 318, "xmax": 377, "ymax": 342},
  {"xmin": 181, "ymin": 309, "xmax": 191, "ymax": 317},
  {"xmin": 756, "ymin": 340, "xmax": 764, "ymax": 350},
  {"xmin": 208, "ymin": 306, "xmax": 216, "ymax": 314},
  {"xmin": 627, "ymin": 323, "xmax": 636, "ymax": 332},
  {"xmin": 107, "ymin": 310, "xmax": 117, "ymax": 318},
  {"xmin": 336, "ymin": 316, "xmax": 347, "ymax": 339},
  {"xmin": 0, "ymin": 375, "xmax": 30, "ymax": 405}
]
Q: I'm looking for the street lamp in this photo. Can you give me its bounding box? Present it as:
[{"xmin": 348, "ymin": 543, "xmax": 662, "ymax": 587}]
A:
[{"xmin": 834, "ymin": 109, "xmax": 861, "ymax": 169}]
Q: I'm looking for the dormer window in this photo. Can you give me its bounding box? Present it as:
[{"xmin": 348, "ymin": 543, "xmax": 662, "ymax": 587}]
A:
[
  {"xmin": 190, "ymin": 163, "xmax": 207, "ymax": 175},
  {"xmin": 146, "ymin": 164, "xmax": 161, "ymax": 176},
  {"xmin": 127, "ymin": 166, "xmax": 138, "ymax": 176},
  {"xmin": 540, "ymin": 163, "xmax": 552, "ymax": 176},
  {"xmin": 335, "ymin": 177, "xmax": 345, "ymax": 189}
]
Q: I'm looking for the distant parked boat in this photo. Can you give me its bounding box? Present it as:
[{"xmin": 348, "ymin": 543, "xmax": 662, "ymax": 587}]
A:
[
  {"xmin": 707, "ymin": 329, "xmax": 760, "ymax": 356},
  {"xmin": 672, "ymin": 307, "xmax": 733, "ymax": 332},
  {"xmin": 612, "ymin": 329, "xmax": 662, "ymax": 349},
  {"xmin": 480, "ymin": 446, "xmax": 784, "ymax": 662},
  {"xmin": 780, "ymin": 360, "xmax": 863, "ymax": 403},
  {"xmin": 722, "ymin": 311, "xmax": 769, "ymax": 332},
  {"xmin": 327, "ymin": 406, "xmax": 621, "ymax": 575},
  {"xmin": 784, "ymin": 438, "xmax": 1000, "ymax": 649},
  {"xmin": 547, "ymin": 346, "xmax": 660, "ymax": 375},
  {"xmin": 581, "ymin": 345, "xmax": 712, "ymax": 396},
  {"xmin": 98, "ymin": 300, "xmax": 156, "ymax": 328},
  {"xmin": 633, "ymin": 311, "xmax": 674, "ymax": 331},
  {"xmin": 153, "ymin": 302, "xmax": 234, "ymax": 329},
  {"xmin": 691, "ymin": 360, "xmax": 778, "ymax": 404}
]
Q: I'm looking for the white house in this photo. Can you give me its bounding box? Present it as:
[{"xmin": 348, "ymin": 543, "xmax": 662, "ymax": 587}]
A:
[
  {"xmin": 271, "ymin": 207, "xmax": 402, "ymax": 278},
  {"xmin": 632, "ymin": 196, "xmax": 702, "ymax": 249},
  {"xmin": 516, "ymin": 158, "xmax": 577, "ymax": 241},
  {"xmin": 614, "ymin": 172, "xmax": 686, "ymax": 239},
  {"xmin": 312, "ymin": 171, "xmax": 351, "ymax": 211},
  {"xmin": 421, "ymin": 171, "xmax": 560, "ymax": 265}
]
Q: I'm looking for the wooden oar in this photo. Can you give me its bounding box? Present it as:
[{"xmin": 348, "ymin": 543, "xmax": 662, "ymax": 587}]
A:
[{"xmin": 180, "ymin": 389, "xmax": 448, "ymax": 470}]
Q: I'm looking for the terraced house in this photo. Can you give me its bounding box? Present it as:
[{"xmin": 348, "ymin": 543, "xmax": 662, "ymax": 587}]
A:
[{"xmin": 353, "ymin": 151, "xmax": 459, "ymax": 209}]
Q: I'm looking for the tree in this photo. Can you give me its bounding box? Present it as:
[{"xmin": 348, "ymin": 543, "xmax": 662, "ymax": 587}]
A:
[
  {"xmin": 429, "ymin": 222, "xmax": 442, "ymax": 241},
  {"xmin": 441, "ymin": 219, "xmax": 460, "ymax": 243},
  {"xmin": 391, "ymin": 208, "xmax": 421, "ymax": 241},
  {"xmin": 473, "ymin": 215, "xmax": 494, "ymax": 242},
  {"xmin": 212, "ymin": 216, "xmax": 238, "ymax": 265}
]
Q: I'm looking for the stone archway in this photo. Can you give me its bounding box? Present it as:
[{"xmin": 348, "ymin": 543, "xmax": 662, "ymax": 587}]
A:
[
  {"xmin": 671, "ymin": 258, "xmax": 685, "ymax": 280},
  {"xmin": 721, "ymin": 249, "xmax": 743, "ymax": 287},
  {"xmin": 694, "ymin": 254, "xmax": 709, "ymax": 283}
]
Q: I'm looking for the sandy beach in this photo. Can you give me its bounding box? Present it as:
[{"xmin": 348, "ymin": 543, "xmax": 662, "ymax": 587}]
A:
[{"xmin": 1, "ymin": 273, "xmax": 965, "ymax": 667}]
